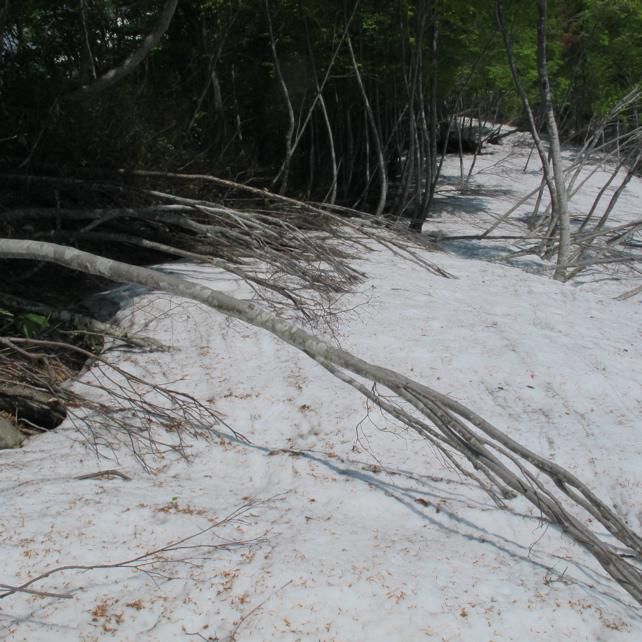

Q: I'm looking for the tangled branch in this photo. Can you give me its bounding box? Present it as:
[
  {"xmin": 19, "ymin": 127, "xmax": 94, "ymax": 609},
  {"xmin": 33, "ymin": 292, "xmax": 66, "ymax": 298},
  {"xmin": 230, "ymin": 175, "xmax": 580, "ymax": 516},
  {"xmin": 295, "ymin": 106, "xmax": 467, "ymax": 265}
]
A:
[
  {"xmin": 0, "ymin": 335, "xmax": 245, "ymax": 470},
  {"xmin": 2, "ymin": 239, "xmax": 640, "ymax": 603},
  {"xmin": 0, "ymin": 501, "xmax": 262, "ymax": 600}
]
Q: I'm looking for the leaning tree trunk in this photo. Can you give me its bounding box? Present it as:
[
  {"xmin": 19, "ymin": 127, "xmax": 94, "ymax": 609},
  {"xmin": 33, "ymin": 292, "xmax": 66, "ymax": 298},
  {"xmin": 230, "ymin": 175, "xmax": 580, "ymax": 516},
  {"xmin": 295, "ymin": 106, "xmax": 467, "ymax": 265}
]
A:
[
  {"xmin": 66, "ymin": 0, "xmax": 179, "ymax": 101},
  {"xmin": 1, "ymin": 238, "xmax": 641, "ymax": 604},
  {"xmin": 497, "ymin": 0, "xmax": 570, "ymax": 280},
  {"xmin": 265, "ymin": 0, "xmax": 296, "ymax": 195},
  {"xmin": 346, "ymin": 32, "xmax": 388, "ymax": 217}
]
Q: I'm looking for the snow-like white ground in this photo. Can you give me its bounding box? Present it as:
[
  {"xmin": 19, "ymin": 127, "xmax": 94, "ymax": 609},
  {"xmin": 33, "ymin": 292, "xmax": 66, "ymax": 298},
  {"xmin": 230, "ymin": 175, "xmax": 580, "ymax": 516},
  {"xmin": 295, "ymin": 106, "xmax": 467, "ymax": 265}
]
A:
[
  {"xmin": 1, "ymin": 136, "xmax": 641, "ymax": 641},
  {"xmin": 427, "ymin": 130, "xmax": 642, "ymax": 299}
]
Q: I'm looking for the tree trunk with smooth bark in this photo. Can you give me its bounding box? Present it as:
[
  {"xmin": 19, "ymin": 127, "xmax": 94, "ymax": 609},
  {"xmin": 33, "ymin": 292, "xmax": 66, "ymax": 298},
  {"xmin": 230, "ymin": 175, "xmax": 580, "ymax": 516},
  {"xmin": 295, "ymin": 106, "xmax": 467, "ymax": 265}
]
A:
[{"xmin": 536, "ymin": 0, "xmax": 570, "ymax": 280}]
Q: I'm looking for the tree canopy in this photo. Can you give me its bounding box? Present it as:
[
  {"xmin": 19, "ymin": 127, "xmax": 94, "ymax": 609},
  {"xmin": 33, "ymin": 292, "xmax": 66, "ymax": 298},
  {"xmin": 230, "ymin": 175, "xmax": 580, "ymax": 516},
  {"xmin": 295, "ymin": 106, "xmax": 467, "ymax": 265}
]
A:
[{"xmin": 1, "ymin": 0, "xmax": 639, "ymax": 204}]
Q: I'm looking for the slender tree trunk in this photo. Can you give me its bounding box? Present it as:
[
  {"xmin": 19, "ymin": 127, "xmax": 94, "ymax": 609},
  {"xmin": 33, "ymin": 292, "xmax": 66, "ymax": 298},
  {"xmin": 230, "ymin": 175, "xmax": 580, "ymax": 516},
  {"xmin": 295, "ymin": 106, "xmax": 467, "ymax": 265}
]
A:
[
  {"xmin": 318, "ymin": 92, "xmax": 338, "ymax": 204},
  {"xmin": 346, "ymin": 32, "xmax": 388, "ymax": 217},
  {"xmin": 392, "ymin": 3, "xmax": 414, "ymax": 219},
  {"xmin": 301, "ymin": 7, "xmax": 338, "ymax": 203},
  {"xmin": 410, "ymin": 0, "xmax": 438, "ymax": 231},
  {"xmin": 497, "ymin": 0, "xmax": 570, "ymax": 280},
  {"xmin": 66, "ymin": 0, "xmax": 179, "ymax": 101},
  {"xmin": 275, "ymin": 1, "xmax": 359, "ymax": 199},
  {"xmin": 78, "ymin": 0, "xmax": 97, "ymax": 84},
  {"xmin": 536, "ymin": 0, "xmax": 570, "ymax": 280},
  {"xmin": 265, "ymin": 0, "xmax": 295, "ymax": 195}
]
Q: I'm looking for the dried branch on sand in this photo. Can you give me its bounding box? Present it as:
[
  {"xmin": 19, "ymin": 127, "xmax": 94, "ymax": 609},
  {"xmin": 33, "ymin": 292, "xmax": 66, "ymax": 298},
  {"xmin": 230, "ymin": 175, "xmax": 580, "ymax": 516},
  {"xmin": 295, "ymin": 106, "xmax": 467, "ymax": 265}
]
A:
[{"xmin": 2, "ymin": 239, "xmax": 641, "ymax": 604}]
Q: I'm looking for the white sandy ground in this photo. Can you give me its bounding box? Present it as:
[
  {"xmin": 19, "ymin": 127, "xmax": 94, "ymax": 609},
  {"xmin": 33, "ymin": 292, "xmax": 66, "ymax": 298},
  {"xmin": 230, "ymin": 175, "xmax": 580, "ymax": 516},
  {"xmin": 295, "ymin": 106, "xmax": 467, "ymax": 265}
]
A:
[
  {"xmin": 426, "ymin": 130, "xmax": 642, "ymax": 299},
  {"xmin": 1, "ymin": 136, "xmax": 641, "ymax": 641}
]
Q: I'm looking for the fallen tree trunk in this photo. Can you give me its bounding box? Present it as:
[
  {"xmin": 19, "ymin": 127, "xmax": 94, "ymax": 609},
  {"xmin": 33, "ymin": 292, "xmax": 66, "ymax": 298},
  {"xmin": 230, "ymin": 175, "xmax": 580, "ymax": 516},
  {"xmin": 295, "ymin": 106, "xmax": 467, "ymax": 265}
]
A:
[{"xmin": 1, "ymin": 238, "xmax": 641, "ymax": 603}]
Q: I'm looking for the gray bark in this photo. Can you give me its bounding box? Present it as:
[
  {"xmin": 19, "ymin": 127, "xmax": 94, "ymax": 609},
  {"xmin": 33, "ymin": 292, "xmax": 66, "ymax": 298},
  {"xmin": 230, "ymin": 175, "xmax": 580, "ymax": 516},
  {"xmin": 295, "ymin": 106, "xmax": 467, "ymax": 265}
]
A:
[
  {"xmin": 496, "ymin": 2, "xmax": 556, "ymax": 200},
  {"xmin": 536, "ymin": 0, "xmax": 570, "ymax": 280},
  {"xmin": 496, "ymin": 0, "xmax": 570, "ymax": 279}
]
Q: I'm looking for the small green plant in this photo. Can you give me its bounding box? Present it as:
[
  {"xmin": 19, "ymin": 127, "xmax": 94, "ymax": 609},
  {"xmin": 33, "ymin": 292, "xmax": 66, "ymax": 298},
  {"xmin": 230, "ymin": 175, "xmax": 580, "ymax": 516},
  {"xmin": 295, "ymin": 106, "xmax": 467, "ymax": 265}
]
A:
[{"xmin": 15, "ymin": 313, "xmax": 49, "ymax": 338}]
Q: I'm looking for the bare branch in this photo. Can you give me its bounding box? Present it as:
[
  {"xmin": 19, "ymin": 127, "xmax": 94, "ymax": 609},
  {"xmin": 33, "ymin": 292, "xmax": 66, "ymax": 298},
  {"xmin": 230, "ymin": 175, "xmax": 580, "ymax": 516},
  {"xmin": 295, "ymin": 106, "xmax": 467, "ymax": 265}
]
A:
[
  {"xmin": 65, "ymin": 0, "xmax": 180, "ymax": 101},
  {"xmin": 0, "ymin": 502, "xmax": 260, "ymax": 600},
  {"xmin": 1, "ymin": 239, "xmax": 640, "ymax": 602}
]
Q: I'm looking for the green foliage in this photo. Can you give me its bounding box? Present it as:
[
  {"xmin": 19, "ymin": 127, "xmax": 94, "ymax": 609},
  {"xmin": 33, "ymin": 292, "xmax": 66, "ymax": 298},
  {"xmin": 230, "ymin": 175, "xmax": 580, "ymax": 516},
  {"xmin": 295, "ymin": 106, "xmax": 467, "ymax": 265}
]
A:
[
  {"xmin": 0, "ymin": 0, "xmax": 639, "ymax": 197},
  {"xmin": 559, "ymin": 0, "xmax": 642, "ymax": 122},
  {"xmin": 14, "ymin": 313, "xmax": 49, "ymax": 338}
]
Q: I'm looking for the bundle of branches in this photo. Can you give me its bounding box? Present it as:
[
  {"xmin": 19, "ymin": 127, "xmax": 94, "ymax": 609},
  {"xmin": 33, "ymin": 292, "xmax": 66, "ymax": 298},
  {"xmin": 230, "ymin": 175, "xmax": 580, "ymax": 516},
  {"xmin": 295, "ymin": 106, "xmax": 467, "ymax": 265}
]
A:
[
  {"xmin": 0, "ymin": 170, "xmax": 448, "ymax": 321},
  {"xmin": 472, "ymin": 86, "xmax": 642, "ymax": 284},
  {"xmin": 0, "ymin": 330, "xmax": 243, "ymax": 470},
  {"xmin": 2, "ymin": 239, "xmax": 640, "ymax": 604},
  {"xmin": 0, "ymin": 171, "xmax": 449, "ymax": 453},
  {"xmin": 541, "ymin": 118, "xmax": 641, "ymax": 280},
  {"xmin": 0, "ymin": 241, "xmax": 238, "ymax": 461}
]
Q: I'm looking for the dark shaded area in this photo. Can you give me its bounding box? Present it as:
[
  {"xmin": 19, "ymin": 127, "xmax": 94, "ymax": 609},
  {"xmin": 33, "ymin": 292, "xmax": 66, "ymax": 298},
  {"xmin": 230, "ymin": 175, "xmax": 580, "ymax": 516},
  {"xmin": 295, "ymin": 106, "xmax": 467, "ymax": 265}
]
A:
[{"xmin": 0, "ymin": 1, "xmax": 640, "ymax": 443}]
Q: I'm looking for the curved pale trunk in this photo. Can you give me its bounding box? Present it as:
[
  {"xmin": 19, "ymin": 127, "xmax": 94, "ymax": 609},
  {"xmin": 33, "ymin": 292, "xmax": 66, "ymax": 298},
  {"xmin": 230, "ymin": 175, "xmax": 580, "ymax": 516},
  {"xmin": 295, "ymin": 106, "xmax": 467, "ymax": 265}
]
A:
[
  {"xmin": 67, "ymin": 0, "xmax": 180, "ymax": 101},
  {"xmin": 2, "ymin": 238, "xmax": 642, "ymax": 603}
]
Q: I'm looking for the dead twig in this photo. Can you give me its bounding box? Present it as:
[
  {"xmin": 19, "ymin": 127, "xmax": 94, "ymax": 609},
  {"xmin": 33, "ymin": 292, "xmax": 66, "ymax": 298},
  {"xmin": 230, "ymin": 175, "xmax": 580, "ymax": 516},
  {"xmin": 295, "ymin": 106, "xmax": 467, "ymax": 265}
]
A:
[
  {"xmin": 227, "ymin": 579, "xmax": 293, "ymax": 641},
  {"xmin": 74, "ymin": 469, "xmax": 132, "ymax": 481},
  {"xmin": 1, "ymin": 335, "xmax": 247, "ymax": 469},
  {"xmin": 0, "ymin": 502, "xmax": 261, "ymax": 600}
]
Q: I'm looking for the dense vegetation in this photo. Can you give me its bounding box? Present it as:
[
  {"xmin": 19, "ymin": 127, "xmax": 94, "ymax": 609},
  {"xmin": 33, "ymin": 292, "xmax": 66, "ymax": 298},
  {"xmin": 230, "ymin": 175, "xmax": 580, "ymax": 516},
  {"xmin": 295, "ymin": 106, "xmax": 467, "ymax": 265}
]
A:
[
  {"xmin": 0, "ymin": 0, "xmax": 640, "ymax": 305},
  {"xmin": 1, "ymin": 1, "xmax": 640, "ymax": 211}
]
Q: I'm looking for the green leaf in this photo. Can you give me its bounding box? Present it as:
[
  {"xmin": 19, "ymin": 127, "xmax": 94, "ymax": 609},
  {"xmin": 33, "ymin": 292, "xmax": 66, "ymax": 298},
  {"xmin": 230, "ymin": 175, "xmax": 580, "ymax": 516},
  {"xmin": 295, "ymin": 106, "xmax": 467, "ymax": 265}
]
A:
[{"xmin": 15, "ymin": 312, "xmax": 49, "ymax": 338}]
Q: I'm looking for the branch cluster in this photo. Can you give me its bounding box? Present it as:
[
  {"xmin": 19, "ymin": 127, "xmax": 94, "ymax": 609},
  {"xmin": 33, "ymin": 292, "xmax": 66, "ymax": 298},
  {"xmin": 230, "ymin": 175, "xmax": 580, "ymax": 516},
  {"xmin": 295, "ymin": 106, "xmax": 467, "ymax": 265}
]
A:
[{"xmin": 2, "ymin": 239, "xmax": 639, "ymax": 603}]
